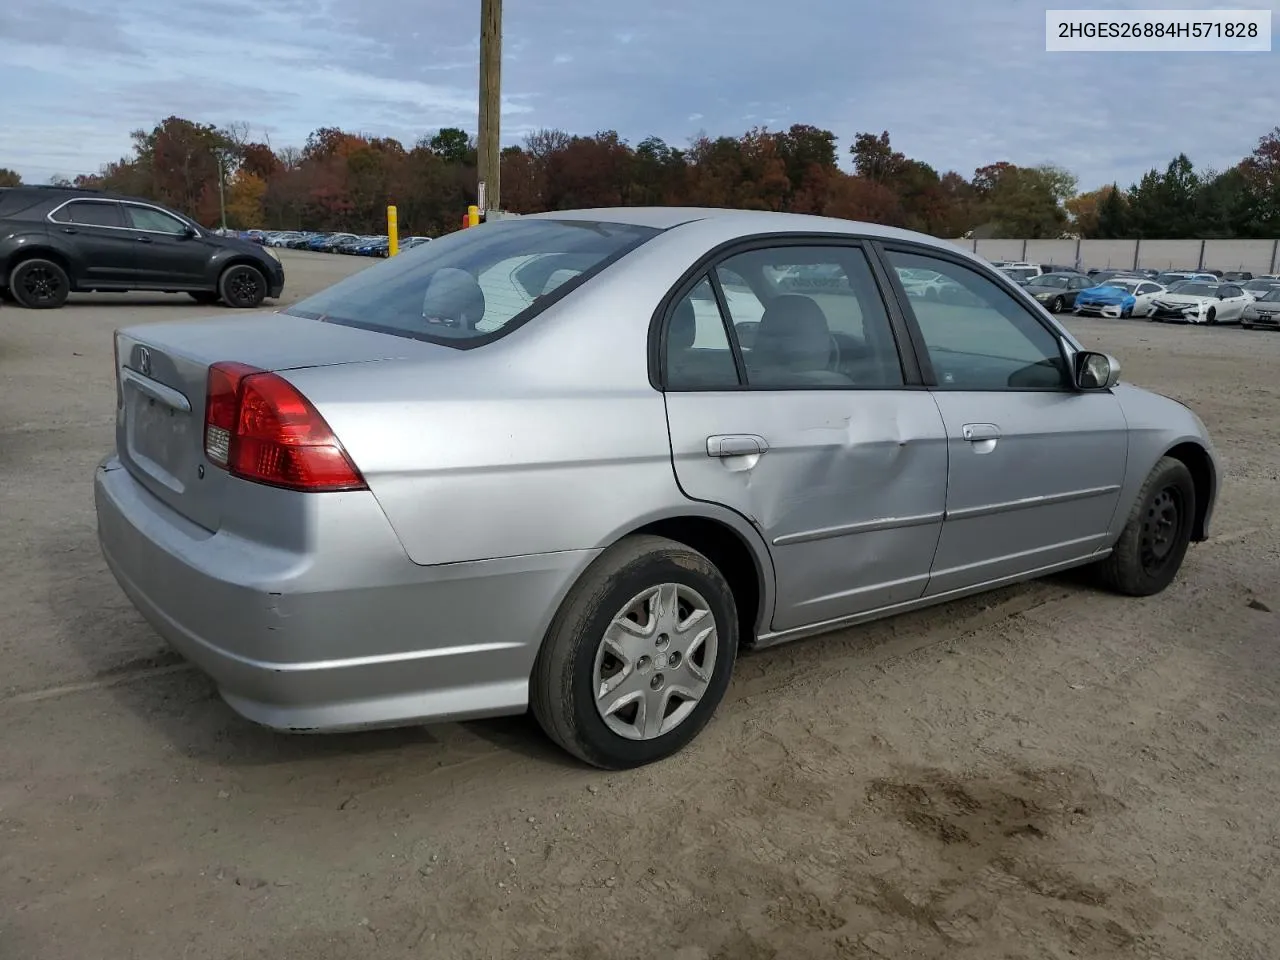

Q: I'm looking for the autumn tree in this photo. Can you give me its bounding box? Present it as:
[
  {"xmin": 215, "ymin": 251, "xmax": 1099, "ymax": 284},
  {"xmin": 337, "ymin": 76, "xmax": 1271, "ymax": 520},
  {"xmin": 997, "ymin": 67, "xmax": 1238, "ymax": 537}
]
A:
[
  {"xmin": 1240, "ymin": 127, "xmax": 1280, "ymax": 233},
  {"xmin": 972, "ymin": 162, "xmax": 1076, "ymax": 237},
  {"xmin": 0, "ymin": 168, "xmax": 21, "ymax": 187}
]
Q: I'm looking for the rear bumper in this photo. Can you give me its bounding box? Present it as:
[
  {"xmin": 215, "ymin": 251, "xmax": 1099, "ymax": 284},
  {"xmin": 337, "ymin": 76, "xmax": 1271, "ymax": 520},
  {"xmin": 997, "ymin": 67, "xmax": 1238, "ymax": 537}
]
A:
[{"xmin": 94, "ymin": 456, "xmax": 598, "ymax": 732}]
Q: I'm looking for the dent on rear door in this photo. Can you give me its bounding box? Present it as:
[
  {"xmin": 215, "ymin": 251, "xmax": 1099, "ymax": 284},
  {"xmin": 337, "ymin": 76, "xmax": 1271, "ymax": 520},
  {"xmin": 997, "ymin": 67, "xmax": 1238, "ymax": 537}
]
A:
[{"xmin": 665, "ymin": 389, "xmax": 950, "ymax": 633}]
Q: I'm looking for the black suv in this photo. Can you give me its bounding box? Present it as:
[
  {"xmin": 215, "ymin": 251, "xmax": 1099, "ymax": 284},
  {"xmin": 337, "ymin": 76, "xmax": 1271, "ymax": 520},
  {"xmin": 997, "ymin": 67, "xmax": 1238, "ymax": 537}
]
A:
[{"xmin": 0, "ymin": 186, "xmax": 284, "ymax": 309}]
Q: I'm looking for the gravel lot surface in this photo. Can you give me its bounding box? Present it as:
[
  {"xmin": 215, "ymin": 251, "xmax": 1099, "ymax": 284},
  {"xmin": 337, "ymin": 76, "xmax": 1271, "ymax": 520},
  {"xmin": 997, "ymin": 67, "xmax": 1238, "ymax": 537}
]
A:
[{"xmin": 2, "ymin": 249, "xmax": 1277, "ymax": 959}]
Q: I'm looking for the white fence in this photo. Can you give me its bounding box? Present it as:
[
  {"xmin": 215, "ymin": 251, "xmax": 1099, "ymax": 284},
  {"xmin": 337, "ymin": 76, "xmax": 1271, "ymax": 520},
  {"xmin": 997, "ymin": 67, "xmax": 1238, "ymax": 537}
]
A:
[{"xmin": 946, "ymin": 238, "xmax": 1280, "ymax": 274}]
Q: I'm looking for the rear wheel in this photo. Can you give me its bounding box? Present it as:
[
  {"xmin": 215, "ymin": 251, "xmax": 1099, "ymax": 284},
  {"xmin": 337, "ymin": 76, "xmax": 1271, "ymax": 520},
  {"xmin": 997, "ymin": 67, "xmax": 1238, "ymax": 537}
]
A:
[
  {"xmin": 531, "ymin": 535, "xmax": 738, "ymax": 769},
  {"xmin": 1095, "ymin": 456, "xmax": 1195, "ymax": 597},
  {"xmin": 9, "ymin": 258, "xmax": 70, "ymax": 309},
  {"xmin": 218, "ymin": 264, "xmax": 267, "ymax": 308},
  {"xmin": 188, "ymin": 291, "xmax": 221, "ymax": 305}
]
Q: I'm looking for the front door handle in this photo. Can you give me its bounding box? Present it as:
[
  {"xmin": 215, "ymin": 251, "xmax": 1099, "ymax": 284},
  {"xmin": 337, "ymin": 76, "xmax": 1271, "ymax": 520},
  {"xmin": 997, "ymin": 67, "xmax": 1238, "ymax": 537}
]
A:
[
  {"xmin": 61, "ymin": 227, "xmax": 78, "ymax": 234},
  {"xmin": 961, "ymin": 423, "xmax": 1001, "ymax": 442},
  {"xmin": 706, "ymin": 434, "xmax": 768, "ymax": 458},
  {"xmin": 135, "ymin": 236, "xmax": 153, "ymax": 243}
]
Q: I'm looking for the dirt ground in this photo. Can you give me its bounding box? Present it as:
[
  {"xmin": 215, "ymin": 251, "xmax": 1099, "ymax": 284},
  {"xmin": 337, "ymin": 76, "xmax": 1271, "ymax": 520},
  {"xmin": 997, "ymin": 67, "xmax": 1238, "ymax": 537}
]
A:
[{"xmin": 2, "ymin": 250, "xmax": 1277, "ymax": 960}]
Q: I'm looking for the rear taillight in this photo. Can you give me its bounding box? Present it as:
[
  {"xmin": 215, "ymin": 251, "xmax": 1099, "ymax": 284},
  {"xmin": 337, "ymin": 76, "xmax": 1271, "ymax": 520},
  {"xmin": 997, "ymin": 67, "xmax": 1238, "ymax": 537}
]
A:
[{"xmin": 203, "ymin": 361, "xmax": 366, "ymax": 492}]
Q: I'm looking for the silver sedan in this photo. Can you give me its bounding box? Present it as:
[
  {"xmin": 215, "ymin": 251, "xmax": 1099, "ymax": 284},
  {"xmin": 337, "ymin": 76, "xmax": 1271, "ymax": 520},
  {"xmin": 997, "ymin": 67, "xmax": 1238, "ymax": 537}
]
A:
[{"xmin": 95, "ymin": 208, "xmax": 1220, "ymax": 768}]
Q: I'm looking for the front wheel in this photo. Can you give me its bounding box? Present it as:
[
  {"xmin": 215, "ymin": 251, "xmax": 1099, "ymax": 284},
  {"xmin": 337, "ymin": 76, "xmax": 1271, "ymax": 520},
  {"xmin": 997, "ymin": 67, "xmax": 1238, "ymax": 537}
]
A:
[
  {"xmin": 218, "ymin": 264, "xmax": 267, "ymax": 308},
  {"xmin": 9, "ymin": 258, "xmax": 70, "ymax": 309},
  {"xmin": 1206, "ymin": 307, "xmax": 1218, "ymax": 325},
  {"xmin": 1095, "ymin": 456, "xmax": 1195, "ymax": 597},
  {"xmin": 531, "ymin": 535, "xmax": 738, "ymax": 769},
  {"xmin": 1049, "ymin": 296, "xmax": 1064, "ymax": 313}
]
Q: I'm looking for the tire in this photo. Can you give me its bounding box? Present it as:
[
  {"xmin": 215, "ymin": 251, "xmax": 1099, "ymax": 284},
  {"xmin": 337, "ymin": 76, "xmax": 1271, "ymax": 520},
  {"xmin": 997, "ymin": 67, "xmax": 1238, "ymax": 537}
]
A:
[
  {"xmin": 1206, "ymin": 307, "xmax": 1217, "ymax": 325},
  {"xmin": 188, "ymin": 291, "xmax": 221, "ymax": 305},
  {"xmin": 1095, "ymin": 456, "xmax": 1196, "ymax": 597},
  {"xmin": 9, "ymin": 258, "xmax": 70, "ymax": 309},
  {"xmin": 1050, "ymin": 296, "xmax": 1064, "ymax": 313},
  {"xmin": 531, "ymin": 534, "xmax": 738, "ymax": 769},
  {"xmin": 217, "ymin": 264, "xmax": 267, "ymax": 308}
]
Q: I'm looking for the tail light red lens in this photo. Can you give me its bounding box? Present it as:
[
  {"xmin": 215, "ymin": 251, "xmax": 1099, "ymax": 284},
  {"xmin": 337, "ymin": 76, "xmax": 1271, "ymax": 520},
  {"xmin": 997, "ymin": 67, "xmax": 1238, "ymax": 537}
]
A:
[{"xmin": 203, "ymin": 361, "xmax": 366, "ymax": 492}]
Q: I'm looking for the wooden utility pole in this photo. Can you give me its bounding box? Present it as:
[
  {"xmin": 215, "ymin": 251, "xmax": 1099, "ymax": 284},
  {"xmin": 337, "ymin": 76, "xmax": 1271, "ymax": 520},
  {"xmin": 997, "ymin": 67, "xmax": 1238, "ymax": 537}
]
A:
[{"xmin": 476, "ymin": 0, "xmax": 502, "ymax": 214}]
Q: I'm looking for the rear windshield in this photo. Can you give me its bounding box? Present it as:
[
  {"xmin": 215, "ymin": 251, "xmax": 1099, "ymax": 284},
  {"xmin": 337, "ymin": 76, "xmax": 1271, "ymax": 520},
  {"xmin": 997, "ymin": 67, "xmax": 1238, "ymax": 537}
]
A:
[{"xmin": 285, "ymin": 218, "xmax": 659, "ymax": 347}]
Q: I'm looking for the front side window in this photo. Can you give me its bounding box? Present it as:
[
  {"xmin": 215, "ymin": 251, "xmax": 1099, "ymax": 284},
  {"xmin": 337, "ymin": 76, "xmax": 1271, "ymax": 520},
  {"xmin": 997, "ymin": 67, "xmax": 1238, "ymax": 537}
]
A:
[
  {"xmin": 52, "ymin": 200, "xmax": 123, "ymax": 227},
  {"xmin": 712, "ymin": 245, "xmax": 904, "ymax": 388},
  {"xmin": 888, "ymin": 249, "xmax": 1070, "ymax": 391},
  {"xmin": 125, "ymin": 205, "xmax": 189, "ymax": 234},
  {"xmin": 286, "ymin": 219, "xmax": 658, "ymax": 346}
]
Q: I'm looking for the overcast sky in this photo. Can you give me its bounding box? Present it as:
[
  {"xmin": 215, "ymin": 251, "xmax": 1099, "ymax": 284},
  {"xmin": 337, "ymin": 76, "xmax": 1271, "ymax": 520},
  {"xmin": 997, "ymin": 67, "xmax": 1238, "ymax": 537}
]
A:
[{"xmin": 1, "ymin": 0, "xmax": 1276, "ymax": 190}]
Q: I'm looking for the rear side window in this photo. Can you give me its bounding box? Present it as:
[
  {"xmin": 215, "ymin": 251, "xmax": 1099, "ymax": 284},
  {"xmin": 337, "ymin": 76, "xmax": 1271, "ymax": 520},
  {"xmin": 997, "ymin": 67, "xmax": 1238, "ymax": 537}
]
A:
[
  {"xmin": 286, "ymin": 219, "xmax": 659, "ymax": 347},
  {"xmin": 51, "ymin": 200, "xmax": 123, "ymax": 227}
]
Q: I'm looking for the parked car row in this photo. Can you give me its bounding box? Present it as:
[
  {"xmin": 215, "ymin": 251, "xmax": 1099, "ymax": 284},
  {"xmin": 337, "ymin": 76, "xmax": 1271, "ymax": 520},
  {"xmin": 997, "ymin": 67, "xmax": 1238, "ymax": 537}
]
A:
[
  {"xmin": 235, "ymin": 230, "xmax": 432, "ymax": 258},
  {"xmin": 979, "ymin": 257, "xmax": 1280, "ymax": 329}
]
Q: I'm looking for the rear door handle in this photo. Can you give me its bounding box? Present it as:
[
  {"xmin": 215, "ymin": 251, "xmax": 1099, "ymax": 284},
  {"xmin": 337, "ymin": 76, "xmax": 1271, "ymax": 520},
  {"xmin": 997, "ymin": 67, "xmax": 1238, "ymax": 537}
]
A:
[
  {"xmin": 706, "ymin": 434, "xmax": 768, "ymax": 458},
  {"xmin": 961, "ymin": 423, "xmax": 1001, "ymax": 441},
  {"xmin": 61, "ymin": 227, "xmax": 78, "ymax": 234},
  {"xmin": 135, "ymin": 236, "xmax": 153, "ymax": 243}
]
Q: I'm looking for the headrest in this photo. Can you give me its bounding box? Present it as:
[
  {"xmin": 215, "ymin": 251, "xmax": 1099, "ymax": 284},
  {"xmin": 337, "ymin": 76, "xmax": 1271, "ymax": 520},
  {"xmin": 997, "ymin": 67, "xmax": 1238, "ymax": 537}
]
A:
[
  {"xmin": 752, "ymin": 295, "xmax": 831, "ymax": 369},
  {"xmin": 669, "ymin": 298, "xmax": 696, "ymax": 350},
  {"xmin": 422, "ymin": 267, "xmax": 486, "ymax": 330}
]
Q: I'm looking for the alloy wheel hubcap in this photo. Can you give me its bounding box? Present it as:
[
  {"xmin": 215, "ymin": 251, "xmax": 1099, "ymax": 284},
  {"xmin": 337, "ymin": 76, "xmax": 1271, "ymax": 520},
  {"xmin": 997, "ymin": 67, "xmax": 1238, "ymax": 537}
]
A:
[
  {"xmin": 593, "ymin": 583, "xmax": 718, "ymax": 741},
  {"xmin": 23, "ymin": 267, "xmax": 60, "ymax": 301},
  {"xmin": 230, "ymin": 271, "xmax": 260, "ymax": 303}
]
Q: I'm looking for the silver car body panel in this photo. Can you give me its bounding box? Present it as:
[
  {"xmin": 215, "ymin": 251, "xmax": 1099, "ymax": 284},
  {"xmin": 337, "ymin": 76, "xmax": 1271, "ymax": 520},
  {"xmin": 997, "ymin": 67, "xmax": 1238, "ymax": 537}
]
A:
[{"xmin": 94, "ymin": 207, "xmax": 1220, "ymax": 732}]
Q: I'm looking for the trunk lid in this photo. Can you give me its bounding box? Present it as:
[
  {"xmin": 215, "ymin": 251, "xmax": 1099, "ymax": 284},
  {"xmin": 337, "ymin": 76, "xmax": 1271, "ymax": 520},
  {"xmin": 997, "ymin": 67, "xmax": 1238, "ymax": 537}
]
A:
[{"xmin": 112, "ymin": 312, "xmax": 427, "ymax": 532}]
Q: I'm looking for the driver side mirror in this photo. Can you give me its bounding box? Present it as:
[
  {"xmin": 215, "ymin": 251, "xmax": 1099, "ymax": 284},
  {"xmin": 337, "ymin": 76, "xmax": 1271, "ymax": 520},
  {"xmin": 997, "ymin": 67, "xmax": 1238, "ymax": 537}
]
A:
[
  {"xmin": 183, "ymin": 225, "xmax": 199, "ymax": 239},
  {"xmin": 1074, "ymin": 351, "xmax": 1121, "ymax": 390}
]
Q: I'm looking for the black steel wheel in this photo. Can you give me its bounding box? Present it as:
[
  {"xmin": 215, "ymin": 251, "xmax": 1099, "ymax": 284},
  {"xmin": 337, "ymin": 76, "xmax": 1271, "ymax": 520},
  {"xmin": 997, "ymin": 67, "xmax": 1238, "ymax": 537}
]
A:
[
  {"xmin": 9, "ymin": 259, "xmax": 70, "ymax": 309},
  {"xmin": 1095, "ymin": 456, "xmax": 1196, "ymax": 597},
  {"xmin": 217, "ymin": 264, "xmax": 267, "ymax": 309}
]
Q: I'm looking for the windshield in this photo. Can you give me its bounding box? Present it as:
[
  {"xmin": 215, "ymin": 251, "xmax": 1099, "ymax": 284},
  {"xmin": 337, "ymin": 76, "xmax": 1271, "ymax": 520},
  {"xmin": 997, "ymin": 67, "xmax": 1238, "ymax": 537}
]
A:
[
  {"xmin": 1102, "ymin": 280, "xmax": 1138, "ymax": 292},
  {"xmin": 1260, "ymin": 288, "xmax": 1280, "ymax": 302},
  {"xmin": 286, "ymin": 218, "xmax": 659, "ymax": 346},
  {"xmin": 1243, "ymin": 280, "xmax": 1280, "ymax": 292},
  {"xmin": 1033, "ymin": 275, "xmax": 1070, "ymax": 288},
  {"xmin": 1001, "ymin": 267, "xmax": 1037, "ymax": 281},
  {"xmin": 1168, "ymin": 282, "xmax": 1217, "ymax": 297}
]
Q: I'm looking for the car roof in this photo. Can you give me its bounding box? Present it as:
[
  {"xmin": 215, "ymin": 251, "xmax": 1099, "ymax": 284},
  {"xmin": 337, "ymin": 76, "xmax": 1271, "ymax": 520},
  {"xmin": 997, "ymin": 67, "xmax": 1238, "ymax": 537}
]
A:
[{"xmin": 518, "ymin": 206, "xmax": 963, "ymax": 250}]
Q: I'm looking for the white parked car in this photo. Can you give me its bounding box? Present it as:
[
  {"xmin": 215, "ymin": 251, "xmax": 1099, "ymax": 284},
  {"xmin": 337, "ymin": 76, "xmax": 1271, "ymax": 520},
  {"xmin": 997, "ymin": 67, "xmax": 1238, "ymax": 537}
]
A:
[
  {"xmin": 1239, "ymin": 279, "xmax": 1280, "ymax": 300},
  {"xmin": 1148, "ymin": 281, "xmax": 1251, "ymax": 325}
]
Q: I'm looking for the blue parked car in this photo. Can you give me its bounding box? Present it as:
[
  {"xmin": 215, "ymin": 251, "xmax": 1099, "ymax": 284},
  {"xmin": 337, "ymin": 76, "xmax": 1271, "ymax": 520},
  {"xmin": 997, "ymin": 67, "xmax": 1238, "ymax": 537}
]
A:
[{"xmin": 1074, "ymin": 278, "xmax": 1167, "ymax": 319}]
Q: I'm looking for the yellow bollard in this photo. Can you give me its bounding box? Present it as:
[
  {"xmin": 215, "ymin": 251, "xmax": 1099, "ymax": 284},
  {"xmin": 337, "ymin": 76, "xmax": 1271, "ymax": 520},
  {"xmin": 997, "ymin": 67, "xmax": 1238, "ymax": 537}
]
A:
[
  {"xmin": 386, "ymin": 205, "xmax": 399, "ymax": 256},
  {"xmin": 467, "ymin": 204, "xmax": 481, "ymax": 228}
]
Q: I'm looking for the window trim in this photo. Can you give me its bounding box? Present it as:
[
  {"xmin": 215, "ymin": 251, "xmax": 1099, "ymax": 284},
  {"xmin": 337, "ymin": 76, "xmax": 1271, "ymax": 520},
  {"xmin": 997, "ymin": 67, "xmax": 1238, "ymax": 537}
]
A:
[
  {"xmin": 47, "ymin": 198, "xmax": 126, "ymax": 229},
  {"xmin": 648, "ymin": 233, "xmax": 926, "ymax": 393},
  {"xmin": 46, "ymin": 197, "xmax": 201, "ymax": 236},
  {"xmin": 872, "ymin": 239, "xmax": 1079, "ymax": 394}
]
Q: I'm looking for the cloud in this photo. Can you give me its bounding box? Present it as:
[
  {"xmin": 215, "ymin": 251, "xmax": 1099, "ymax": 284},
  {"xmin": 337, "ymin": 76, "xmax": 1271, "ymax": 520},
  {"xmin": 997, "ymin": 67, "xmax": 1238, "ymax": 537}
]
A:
[{"xmin": 1, "ymin": 0, "xmax": 1274, "ymax": 190}]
